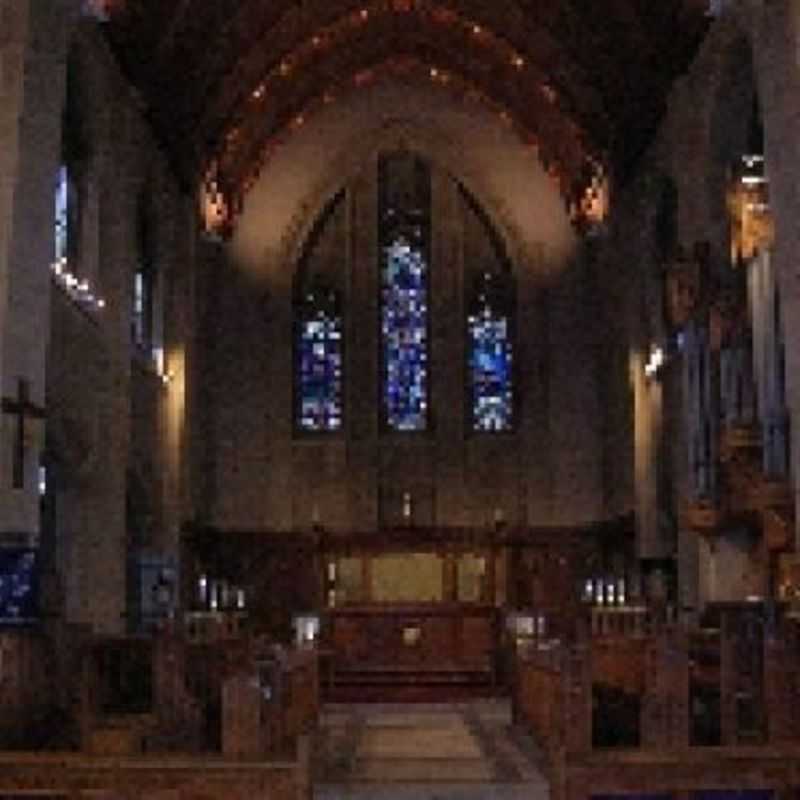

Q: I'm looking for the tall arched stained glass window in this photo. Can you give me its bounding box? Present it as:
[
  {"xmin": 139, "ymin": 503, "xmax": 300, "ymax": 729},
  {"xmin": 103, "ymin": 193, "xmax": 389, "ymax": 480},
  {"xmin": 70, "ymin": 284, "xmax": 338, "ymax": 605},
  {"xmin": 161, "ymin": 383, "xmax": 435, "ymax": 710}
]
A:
[
  {"xmin": 132, "ymin": 193, "xmax": 156, "ymax": 352},
  {"xmin": 54, "ymin": 165, "xmax": 70, "ymax": 265},
  {"xmin": 296, "ymin": 285, "xmax": 343, "ymax": 432},
  {"xmin": 468, "ymin": 272, "xmax": 514, "ymax": 432},
  {"xmin": 379, "ymin": 153, "xmax": 431, "ymax": 431}
]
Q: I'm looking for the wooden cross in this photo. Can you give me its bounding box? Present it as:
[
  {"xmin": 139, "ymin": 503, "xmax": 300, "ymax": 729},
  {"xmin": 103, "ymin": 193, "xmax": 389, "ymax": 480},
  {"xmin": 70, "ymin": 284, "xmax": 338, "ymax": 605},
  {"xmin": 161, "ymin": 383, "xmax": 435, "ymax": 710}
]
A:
[{"xmin": 1, "ymin": 379, "xmax": 45, "ymax": 489}]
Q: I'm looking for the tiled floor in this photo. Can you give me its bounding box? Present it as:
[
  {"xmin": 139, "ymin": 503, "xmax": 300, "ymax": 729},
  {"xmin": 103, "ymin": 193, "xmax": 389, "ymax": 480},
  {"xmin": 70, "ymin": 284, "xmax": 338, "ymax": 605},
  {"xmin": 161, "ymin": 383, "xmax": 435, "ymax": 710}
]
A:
[{"xmin": 314, "ymin": 699, "xmax": 550, "ymax": 800}]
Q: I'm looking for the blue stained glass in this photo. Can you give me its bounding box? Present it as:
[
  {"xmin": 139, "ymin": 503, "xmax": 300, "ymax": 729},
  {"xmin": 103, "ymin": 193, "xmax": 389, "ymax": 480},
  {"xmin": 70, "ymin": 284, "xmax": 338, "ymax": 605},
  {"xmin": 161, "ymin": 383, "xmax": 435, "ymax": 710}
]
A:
[
  {"xmin": 469, "ymin": 306, "xmax": 513, "ymax": 432},
  {"xmin": 382, "ymin": 237, "xmax": 429, "ymax": 431},
  {"xmin": 298, "ymin": 310, "xmax": 343, "ymax": 432},
  {"xmin": 0, "ymin": 549, "xmax": 38, "ymax": 624},
  {"xmin": 55, "ymin": 165, "xmax": 69, "ymax": 264}
]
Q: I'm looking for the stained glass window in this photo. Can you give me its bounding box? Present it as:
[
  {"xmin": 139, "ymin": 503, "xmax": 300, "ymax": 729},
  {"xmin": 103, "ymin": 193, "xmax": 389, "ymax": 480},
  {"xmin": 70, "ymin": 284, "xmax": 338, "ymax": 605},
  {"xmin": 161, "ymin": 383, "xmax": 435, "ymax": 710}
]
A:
[
  {"xmin": 0, "ymin": 548, "xmax": 38, "ymax": 624},
  {"xmin": 380, "ymin": 153, "xmax": 431, "ymax": 431},
  {"xmin": 468, "ymin": 274, "xmax": 514, "ymax": 432},
  {"xmin": 133, "ymin": 194, "xmax": 155, "ymax": 351},
  {"xmin": 297, "ymin": 290, "xmax": 343, "ymax": 432},
  {"xmin": 55, "ymin": 165, "xmax": 69, "ymax": 264}
]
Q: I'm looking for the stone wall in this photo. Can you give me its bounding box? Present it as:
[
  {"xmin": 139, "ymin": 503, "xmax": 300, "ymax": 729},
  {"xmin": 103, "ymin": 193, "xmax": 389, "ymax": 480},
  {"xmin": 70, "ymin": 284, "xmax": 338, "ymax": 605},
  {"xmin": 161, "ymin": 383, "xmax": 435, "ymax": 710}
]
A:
[
  {"xmin": 205, "ymin": 96, "xmax": 609, "ymax": 533},
  {"xmin": 0, "ymin": 0, "xmax": 73, "ymax": 539},
  {"xmin": 39, "ymin": 19, "xmax": 195, "ymax": 633}
]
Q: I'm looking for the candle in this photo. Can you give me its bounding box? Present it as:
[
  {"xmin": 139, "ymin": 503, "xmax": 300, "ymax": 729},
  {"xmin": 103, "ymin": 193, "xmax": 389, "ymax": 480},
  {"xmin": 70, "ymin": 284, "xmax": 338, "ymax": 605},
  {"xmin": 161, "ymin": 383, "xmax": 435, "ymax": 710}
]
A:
[
  {"xmin": 402, "ymin": 491, "xmax": 412, "ymax": 521},
  {"xmin": 198, "ymin": 575, "xmax": 208, "ymax": 607}
]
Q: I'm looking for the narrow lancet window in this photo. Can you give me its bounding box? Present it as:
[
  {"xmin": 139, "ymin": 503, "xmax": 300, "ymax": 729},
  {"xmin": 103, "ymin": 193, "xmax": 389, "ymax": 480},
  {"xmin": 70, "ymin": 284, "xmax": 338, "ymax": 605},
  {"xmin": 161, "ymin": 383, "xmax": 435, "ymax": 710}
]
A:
[
  {"xmin": 54, "ymin": 165, "xmax": 70, "ymax": 266},
  {"xmin": 379, "ymin": 153, "xmax": 431, "ymax": 431},
  {"xmin": 296, "ymin": 286, "xmax": 343, "ymax": 432},
  {"xmin": 468, "ymin": 272, "xmax": 514, "ymax": 432},
  {"xmin": 132, "ymin": 194, "xmax": 156, "ymax": 352}
]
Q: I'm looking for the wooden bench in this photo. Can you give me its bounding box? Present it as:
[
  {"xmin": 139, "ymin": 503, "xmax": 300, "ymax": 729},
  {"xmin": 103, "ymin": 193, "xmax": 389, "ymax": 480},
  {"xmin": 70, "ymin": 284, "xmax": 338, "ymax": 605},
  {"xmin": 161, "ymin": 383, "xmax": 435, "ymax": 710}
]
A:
[
  {"xmin": 0, "ymin": 750, "xmax": 310, "ymax": 800},
  {"xmin": 223, "ymin": 647, "xmax": 318, "ymax": 759}
]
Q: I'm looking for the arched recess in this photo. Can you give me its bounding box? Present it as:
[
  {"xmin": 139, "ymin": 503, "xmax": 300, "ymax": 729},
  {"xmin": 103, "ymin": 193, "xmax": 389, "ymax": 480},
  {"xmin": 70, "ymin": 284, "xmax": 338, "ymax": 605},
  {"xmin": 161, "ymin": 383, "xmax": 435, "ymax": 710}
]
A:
[
  {"xmin": 197, "ymin": 0, "xmax": 606, "ymax": 205},
  {"xmin": 230, "ymin": 84, "xmax": 578, "ymax": 283},
  {"xmin": 271, "ymin": 141, "xmax": 549, "ymax": 528},
  {"xmin": 210, "ymin": 75, "xmax": 602, "ymax": 532}
]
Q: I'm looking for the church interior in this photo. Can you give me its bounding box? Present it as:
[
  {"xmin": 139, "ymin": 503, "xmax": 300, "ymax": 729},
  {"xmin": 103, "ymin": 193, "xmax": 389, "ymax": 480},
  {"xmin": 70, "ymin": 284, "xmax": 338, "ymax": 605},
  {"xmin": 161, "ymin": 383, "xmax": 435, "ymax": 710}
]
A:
[{"xmin": 3, "ymin": 0, "xmax": 800, "ymax": 797}]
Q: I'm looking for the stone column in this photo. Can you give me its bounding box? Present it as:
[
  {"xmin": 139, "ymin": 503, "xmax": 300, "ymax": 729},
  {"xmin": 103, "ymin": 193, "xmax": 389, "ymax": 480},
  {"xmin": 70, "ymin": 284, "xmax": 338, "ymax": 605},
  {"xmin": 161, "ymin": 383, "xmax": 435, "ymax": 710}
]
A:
[
  {"xmin": 0, "ymin": 0, "xmax": 76, "ymax": 541},
  {"xmin": 634, "ymin": 350, "xmax": 665, "ymax": 558}
]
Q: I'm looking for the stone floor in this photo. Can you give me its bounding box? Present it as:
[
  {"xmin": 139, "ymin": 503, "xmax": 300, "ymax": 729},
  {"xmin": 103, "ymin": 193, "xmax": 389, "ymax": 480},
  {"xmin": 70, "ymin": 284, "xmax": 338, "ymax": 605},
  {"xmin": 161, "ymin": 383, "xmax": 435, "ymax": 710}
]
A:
[{"xmin": 314, "ymin": 699, "xmax": 550, "ymax": 800}]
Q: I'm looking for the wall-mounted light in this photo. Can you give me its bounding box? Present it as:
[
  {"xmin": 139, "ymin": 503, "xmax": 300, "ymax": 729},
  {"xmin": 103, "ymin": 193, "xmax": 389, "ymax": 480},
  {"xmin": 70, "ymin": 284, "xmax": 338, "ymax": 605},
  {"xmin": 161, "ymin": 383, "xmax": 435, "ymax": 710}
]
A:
[
  {"xmin": 198, "ymin": 574, "xmax": 208, "ymax": 607},
  {"xmin": 644, "ymin": 344, "xmax": 666, "ymax": 379},
  {"xmin": 151, "ymin": 347, "xmax": 175, "ymax": 387},
  {"xmin": 200, "ymin": 166, "xmax": 231, "ymax": 240},
  {"xmin": 50, "ymin": 257, "xmax": 107, "ymax": 313}
]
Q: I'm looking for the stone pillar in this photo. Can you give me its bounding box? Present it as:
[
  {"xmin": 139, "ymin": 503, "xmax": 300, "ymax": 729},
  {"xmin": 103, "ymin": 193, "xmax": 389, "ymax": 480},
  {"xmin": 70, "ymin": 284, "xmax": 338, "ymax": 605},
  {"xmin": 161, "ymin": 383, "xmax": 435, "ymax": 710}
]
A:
[
  {"xmin": 634, "ymin": 350, "xmax": 665, "ymax": 558},
  {"xmin": 0, "ymin": 0, "xmax": 75, "ymax": 541},
  {"xmin": 348, "ymin": 165, "xmax": 379, "ymax": 529}
]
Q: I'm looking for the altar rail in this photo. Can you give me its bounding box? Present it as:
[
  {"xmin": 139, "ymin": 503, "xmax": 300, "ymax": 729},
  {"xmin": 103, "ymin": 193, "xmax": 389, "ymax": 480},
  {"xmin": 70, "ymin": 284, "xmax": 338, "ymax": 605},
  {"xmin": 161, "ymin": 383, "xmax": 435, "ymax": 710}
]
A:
[
  {"xmin": 561, "ymin": 745, "xmax": 800, "ymax": 800},
  {"xmin": 80, "ymin": 633, "xmax": 319, "ymax": 759}
]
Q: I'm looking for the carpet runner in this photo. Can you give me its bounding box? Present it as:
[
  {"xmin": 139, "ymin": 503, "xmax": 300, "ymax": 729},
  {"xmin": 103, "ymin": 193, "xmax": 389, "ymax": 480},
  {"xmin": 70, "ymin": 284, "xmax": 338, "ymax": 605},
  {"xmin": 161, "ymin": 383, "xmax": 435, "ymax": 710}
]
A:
[{"xmin": 314, "ymin": 700, "xmax": 549, "ymax": 799}]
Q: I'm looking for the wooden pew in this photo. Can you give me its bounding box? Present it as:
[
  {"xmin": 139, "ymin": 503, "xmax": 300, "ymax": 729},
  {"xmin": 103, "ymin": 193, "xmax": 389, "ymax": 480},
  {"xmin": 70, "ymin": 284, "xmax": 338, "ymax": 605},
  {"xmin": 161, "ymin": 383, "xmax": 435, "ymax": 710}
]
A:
[
  {"xmin": 512, "ymin": 641, "xmax": 591, "ymax": 782},
  {"xmin": 81, "ymin": 632, "xmax": 206, "ymax": 755},
  {"xmin": 222, "ymin": 646, "xmax": 318, "ymax": 759},
  {"xmin": 513, "ymin": 645, "xmax": 563, "ymax": 763},
  {"xmin": 0, "ymin": 750, "xmax": 311, "ymax": 800},
  {"xmin": 513, "ymin": 631, "xmax": 689, "ymax": 763},
  {"xmin": 514, "ymin": 616, "xmax": 800, "ymax": 800},
  {"xmin": 591, "ymin": 637, "xmax": 647, "ymax": 748},
  {"xmin": 0, "ymin": 629, "xmax": 52, "ymax": 747}
]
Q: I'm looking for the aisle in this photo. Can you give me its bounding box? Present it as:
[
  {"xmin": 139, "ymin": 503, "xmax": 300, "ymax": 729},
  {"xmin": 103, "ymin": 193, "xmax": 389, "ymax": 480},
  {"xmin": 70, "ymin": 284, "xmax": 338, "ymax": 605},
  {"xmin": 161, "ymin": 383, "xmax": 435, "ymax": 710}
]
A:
[{"xmin": 314, "ymin": 699, "xmax": 550, "ymax": 800}]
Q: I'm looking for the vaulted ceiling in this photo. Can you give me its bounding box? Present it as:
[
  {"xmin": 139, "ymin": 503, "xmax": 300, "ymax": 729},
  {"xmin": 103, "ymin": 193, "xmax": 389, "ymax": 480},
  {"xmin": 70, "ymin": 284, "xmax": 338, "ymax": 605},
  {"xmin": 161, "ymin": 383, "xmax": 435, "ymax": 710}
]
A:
[{"xmin": 96, "ymin": 0, "xmax": 709, "ymax": 223}]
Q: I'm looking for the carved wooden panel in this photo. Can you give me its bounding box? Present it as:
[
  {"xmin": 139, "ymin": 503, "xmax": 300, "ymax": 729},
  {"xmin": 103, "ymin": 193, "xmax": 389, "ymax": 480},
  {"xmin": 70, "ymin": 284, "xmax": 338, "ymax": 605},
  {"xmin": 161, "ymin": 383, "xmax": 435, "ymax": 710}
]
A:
[{"xmin": 326, "ymin": 604, "xmax": 497, "ymax": 678}]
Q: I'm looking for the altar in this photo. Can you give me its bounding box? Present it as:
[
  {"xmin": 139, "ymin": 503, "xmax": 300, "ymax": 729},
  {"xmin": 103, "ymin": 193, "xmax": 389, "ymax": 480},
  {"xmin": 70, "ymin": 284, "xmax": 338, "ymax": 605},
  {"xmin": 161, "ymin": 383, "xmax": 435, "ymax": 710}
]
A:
[
  {"xmin": 315, "ymin": 533, "xmax": 503, "ymax": 699},
  {"xmin": 180, "ymin": 523, "xmax": 600, "ymax": 699},
  {"xmin": 324, "ymin": 603, "xmax": 498, "ymax": 700}
]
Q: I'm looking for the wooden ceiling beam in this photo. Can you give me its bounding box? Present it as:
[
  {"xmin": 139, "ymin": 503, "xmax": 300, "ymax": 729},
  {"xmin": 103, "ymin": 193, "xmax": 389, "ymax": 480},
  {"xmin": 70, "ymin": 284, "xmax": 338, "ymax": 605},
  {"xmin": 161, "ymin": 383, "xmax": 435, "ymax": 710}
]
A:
[
  {"xmin": 99, "ymin": 0, "xmax": 708, "ymax": 190},
  {"xmin": 218, "ymin": 31, "xmax": 591, "ymax": 200},
  {"xmin": 189, "ymin": 1, "xmax": 608, "ymax": 170}
]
